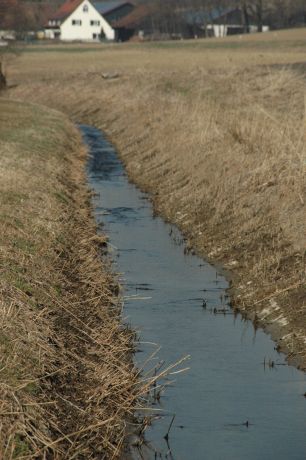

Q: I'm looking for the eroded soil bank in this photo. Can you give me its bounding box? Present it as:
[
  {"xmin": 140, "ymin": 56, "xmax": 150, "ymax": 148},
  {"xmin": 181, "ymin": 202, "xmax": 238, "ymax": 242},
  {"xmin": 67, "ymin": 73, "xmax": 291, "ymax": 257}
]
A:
[
  {"xmin": 0, "ymin": 99, "xmax": 139, "ymax": 458},
  {"xmin": 6, "ymin": 40, "xmax": 306, "ymax": 369}
]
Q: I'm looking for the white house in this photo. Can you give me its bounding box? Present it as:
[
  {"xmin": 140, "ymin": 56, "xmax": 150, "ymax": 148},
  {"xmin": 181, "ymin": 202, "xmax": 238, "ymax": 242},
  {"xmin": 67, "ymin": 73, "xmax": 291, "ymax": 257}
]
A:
[{"xmin": 45, "ymin": 0, "xmax": 115, "ymax": 41}]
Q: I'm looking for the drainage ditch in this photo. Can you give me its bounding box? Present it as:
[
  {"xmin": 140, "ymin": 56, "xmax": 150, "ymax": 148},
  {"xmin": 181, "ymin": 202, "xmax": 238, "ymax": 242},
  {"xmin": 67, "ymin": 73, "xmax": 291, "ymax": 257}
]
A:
[{"xmin": 83, "ymin": 125, "xmax": 305, "ymax": 460}]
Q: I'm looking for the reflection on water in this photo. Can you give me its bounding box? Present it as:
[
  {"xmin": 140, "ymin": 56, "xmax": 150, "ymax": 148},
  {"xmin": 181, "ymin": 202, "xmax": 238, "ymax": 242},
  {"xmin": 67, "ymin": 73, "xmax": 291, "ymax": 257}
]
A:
[{"xmin": 83, "ymin": 125, "xmax": 306, "ymax": 460}]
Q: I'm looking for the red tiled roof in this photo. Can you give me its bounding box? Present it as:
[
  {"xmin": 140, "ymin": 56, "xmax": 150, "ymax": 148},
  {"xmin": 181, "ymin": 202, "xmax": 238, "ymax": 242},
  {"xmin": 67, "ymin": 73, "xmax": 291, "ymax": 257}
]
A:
[{"xmin": 49, "ymin": 0, "xmax": 83, "ymax": 21}]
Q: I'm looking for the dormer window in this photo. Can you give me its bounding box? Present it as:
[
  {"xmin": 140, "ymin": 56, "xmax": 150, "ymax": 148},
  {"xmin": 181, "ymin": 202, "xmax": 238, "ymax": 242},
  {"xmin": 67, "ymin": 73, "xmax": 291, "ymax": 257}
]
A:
[{"xmin": 83, "ymin": 4, "xmax": 88, "ymax": 12}]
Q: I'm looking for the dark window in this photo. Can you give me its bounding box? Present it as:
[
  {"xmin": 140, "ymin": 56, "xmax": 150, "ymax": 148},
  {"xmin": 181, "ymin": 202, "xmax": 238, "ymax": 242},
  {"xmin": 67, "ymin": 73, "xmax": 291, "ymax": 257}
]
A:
[
  {"xmin": 90, "ymin": 20, "xmax": 100, "ymax": 26},
  {"xmin": 83, "ymin": 4, "xmax": 88, "ymax": 12},
  {"xmin": 72, "ymin": 19, "xmax": 82, "ymax": 25}
]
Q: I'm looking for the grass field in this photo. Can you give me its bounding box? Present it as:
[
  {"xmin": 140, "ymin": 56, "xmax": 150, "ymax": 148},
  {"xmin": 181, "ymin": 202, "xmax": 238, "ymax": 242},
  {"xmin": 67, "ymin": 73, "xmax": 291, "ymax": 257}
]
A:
[{"xmin": 6, "ymin": 28, "xmax": 305, "ymax": 370}]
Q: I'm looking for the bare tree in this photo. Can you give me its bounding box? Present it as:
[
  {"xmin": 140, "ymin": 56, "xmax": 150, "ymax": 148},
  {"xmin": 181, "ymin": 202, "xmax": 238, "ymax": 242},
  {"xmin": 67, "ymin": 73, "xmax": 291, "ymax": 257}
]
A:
[{"xmin": 147, "ymin": 0, "xmax": 306, "ymax": 35}]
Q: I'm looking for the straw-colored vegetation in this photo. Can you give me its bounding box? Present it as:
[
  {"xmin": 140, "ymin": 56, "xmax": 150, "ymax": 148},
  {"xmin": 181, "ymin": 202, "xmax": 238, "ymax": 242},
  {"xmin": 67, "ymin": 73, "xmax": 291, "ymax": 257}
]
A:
[
  {"xmin": 0, "ymin": 28, "xmax": 305, "ymax": 458},
  {"xmin": 7, "ymin": 29, "xmax": 305, "ymax": 369},
  {"xmin": 4, "ymin": 30, "xmax": 306, "ymax": 367},
  {"xmin": 0, "ymin": 99, "xmax": 146, "ymax": 458}
]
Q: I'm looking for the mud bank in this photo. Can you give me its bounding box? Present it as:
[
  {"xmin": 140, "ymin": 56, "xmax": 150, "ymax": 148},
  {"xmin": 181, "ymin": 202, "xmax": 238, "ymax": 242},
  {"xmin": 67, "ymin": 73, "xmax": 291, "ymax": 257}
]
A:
[{"xmin": 0, "ymin": 99, "xmax": 139, "ymax": 458}]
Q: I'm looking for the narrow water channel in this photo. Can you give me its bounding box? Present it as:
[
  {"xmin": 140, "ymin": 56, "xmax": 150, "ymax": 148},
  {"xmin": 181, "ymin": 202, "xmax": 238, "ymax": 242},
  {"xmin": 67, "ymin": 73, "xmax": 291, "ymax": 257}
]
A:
[{"xmin": 82, "ymin": 125, "xmax": 306, "ymax": 460}]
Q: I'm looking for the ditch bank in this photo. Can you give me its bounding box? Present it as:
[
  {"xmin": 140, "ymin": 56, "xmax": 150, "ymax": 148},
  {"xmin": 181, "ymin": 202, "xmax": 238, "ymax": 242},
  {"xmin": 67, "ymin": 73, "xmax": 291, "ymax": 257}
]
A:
[
  {"xmin": 101, "ymin": 116, "xmax": 306, "ymax": 371},
  {"xmin": 66, "ymin": 68, "xmax": 305, "ymax": 371},
  {"xmin": 83, "ymin": 124, "xmax": 306, "ymax": 459},
  {"xmin": 0, "ymin": 99, "xmax": 139, "ymax": 458},
  {"xmin": 8, "ymin": 57, "xmax": 306, "ymax": 369}
]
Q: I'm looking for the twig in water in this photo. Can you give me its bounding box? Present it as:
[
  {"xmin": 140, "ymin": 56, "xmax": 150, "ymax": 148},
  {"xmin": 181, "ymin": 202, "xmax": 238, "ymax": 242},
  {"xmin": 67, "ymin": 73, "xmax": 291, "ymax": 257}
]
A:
[{"xmin": 164, "ymin": 415, "xmax": 175, "ymax": 441}]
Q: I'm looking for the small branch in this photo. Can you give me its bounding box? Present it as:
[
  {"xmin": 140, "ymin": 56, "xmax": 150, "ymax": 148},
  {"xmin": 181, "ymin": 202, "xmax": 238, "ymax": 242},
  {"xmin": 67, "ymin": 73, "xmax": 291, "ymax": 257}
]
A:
[{"xmin": 164, "ymin": 414, "xmax": 175, "ymax": 441}]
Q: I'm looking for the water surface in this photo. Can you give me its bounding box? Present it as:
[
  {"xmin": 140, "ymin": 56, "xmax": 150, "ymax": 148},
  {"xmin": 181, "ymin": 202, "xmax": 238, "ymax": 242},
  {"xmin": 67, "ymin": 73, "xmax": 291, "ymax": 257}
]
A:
[{"xmin": 83, "ymin": 125, "xmax": 306, "ymax": 460}]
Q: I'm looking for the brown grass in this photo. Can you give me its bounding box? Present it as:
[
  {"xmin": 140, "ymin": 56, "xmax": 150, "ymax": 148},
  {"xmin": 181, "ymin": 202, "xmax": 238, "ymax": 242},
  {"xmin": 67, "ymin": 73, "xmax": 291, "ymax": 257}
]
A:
[
  {"xmin": 4, "ymin": 29, "xmax": 306, "ymax": 371},
  {"xmin": 0, "ymin": 99, "xmax": 157, "ymax": 458}
]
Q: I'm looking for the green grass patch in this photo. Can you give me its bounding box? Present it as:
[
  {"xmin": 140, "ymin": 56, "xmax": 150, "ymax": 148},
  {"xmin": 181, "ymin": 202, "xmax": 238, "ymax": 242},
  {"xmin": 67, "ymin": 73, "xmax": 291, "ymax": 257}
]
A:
[
  {"xmin": 159, "ymin": 79, "xmax": 192, "ymax": 95},
  {"xmin": 143, "ymin": 38, "xmax": 306, "ymax": 51},
  {"xmin": 25, "ymin": 382, "xmax": 40, "ymax": 396},
  {"xmin": 14, "ymin": 238, "xmax": 36, "ymax": 255},
  {"xmin": 54, "ymin": 190, "xmax": 70, "ymax": 204},
  {"xmin": 14, "ymin": 277, "xmax": 33, "ymax": 295},
  {"xmin": 0, "ymin": 191, "xmax": 28, "ymax": 206},
  {"xmin": 18, "ymin": 45, "xmax": 111, "ymax": 54},
  {"xmin": 13, "ymin": 435, "xmax": 31, "ymax": 458},
  {"xmin": 2, "ymin": 215, "xmax": 25, "ymax": 229},
  {"xmin": 54, "ymin": 284, "xmax": 62, "ymax": 296}
]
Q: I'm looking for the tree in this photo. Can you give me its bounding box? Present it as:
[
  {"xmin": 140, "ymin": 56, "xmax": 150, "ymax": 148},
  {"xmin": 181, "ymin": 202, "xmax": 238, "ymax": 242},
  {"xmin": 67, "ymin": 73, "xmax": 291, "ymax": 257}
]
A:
[
  {"xmin": 240, "ymin": 0, "xmax": 250, "ymax": 32},
  {"xmin": 146, "ymin": 0, "xmax": 306, "ymax": 34},
  {"xmin": 0, "ymin": 0, "xmax": 61, "ymax": 35},
  {"xmin": 1, "ymin": 0, "xmax": 31, "ymax": 35},
  {"xmin": 0, "ymin": 61, "xmax": 6, "ymax": 90}
]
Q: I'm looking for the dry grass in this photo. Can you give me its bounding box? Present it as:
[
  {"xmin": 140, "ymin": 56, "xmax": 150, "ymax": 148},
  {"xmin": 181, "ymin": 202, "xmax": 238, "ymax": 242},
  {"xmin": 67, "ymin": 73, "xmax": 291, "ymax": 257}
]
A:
[
  {"xmin": 5, "ymin": 28, "xmax": 306, "ymax": 370},
  {"xmin": 0, "ymin": 99, "xmax": 162, "ymax": 458}
]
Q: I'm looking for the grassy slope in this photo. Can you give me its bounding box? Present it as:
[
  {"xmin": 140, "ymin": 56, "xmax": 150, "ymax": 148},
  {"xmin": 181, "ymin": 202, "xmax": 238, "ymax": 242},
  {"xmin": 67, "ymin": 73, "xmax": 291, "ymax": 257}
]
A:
[
  {"xmin": 0, "ymin": 99, "xmax": 140, "ymax": 458},
  {"xmin": 7, "ymin": 29, "xmax": 306, "ymax": 369}
]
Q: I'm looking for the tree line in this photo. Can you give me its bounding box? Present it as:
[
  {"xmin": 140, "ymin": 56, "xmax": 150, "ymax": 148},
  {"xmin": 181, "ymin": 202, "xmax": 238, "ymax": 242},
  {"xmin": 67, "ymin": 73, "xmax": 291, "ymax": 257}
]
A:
[
  {"xmin": 0, "ymin": 0, "xmax": 62, "ymax": 33},
  {"xmin": 1, "ymin": 0, "xmax": 306, "ymax": 36},
  {"xmin": 141, "ymin": 0, "xmax": 306, "ymax": 35}
]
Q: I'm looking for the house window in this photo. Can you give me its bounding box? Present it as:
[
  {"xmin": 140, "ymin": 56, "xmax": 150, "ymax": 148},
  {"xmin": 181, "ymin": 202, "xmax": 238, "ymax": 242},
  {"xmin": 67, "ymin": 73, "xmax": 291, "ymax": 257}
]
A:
[
  {"xmin": 83, "ymin": 4, "xmax": 88, "ymax": 12},
  {"xmin": 90, "ymin": 20, "xmax": 100, "ymax": 26},
  {"xmin": 72, "ymin": 19, "xmax": 82, "ymax": 25}
]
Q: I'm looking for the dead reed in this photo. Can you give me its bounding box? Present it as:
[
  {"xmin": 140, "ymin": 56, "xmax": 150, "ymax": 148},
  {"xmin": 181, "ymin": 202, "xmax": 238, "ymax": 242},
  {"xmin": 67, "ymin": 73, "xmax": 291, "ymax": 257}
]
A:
[
  {"xmin": 5, "ymin": 29, "xmax": 306, "ymax": 367},
  {"xmin": 0, "ymin": 99, "xmax": 175, "ymax": 458}
]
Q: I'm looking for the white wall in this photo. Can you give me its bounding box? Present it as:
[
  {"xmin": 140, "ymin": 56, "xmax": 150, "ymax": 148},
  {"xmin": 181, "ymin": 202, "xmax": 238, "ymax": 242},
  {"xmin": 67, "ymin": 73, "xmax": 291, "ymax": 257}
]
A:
[
  {"xmin": 45, "ymin": 29, "xmax": 55, "ymax": 39},
  {"xmin": 213, "ymin": 24, "xmax": 227, "ymax": 37},
  {"xmin": 60, "ymin": 0, "xmax": 115, "ymax": 41},
  {"xmin": 209, "ymin": 24, "xmax": 270, "ymax": 38}
]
